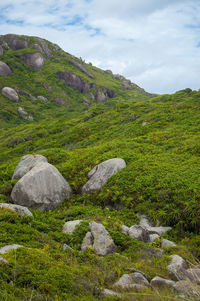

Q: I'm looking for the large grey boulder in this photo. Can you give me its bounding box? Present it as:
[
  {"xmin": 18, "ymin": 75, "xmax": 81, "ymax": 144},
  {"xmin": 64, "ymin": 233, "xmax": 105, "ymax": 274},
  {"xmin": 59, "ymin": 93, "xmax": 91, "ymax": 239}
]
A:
[
  {"xmin": 113, "ymin": 274, "xmax": 147, "ymax": 290},
  {"xmin": 62, "ymin": 220, "xmax": 82, "ymax": 235},
  {"xmin": 57, "ymin": 71, "xmax": 90, "ymax": 93},
  {"xmin": 150, "ymin": 276, "xmax": 175, "ymax": 289},
  {"xmin": 0, "ymin": 203, "xmax": 33, "ymax": 217},
  {"xmin": 95, "ymin": 89, "xmax": 107, "ymax": 102},
  {"xmin": 128, "ymin": 225, "xmax": 150, "ymax": 242},
  {"xmin": 149, "ymin": 234, "xmax": 160, "ymax": 243},
  {"xmin": 19, "ymin": 53, "xmax": 45, "ymax": 71},
  {"xmin": 34, "ymin": 38, "xmax": 52, "ymax": 58},
  {"xmin": 173, "ymin": 280, "xmax": 200, "ymax": 297},
  {"xmin": 0, "ymin": 257, "xmax": 8, "ymax": 264},
  {"xmin": 82, "ymin": 158, "xmax": 126, "ymax": 194},
  {"xmin": 0, "ymin": 244, "xmax": 23, "ymax": 254},
  {"xmin": 161, "ymin": 239, "xmax": 176, "ymax": 249},
  {"xmin": 11, "ymin": 162, "xmax": 72, "ymax": 211},
  {"xmin": 10, "ymin": 39, "xmax": 28, "ymax": 50},
  {"xmin": 89, "ymin": 221, "xmax": 115, "ymax": 256},
  {"xmin": 167, "ymin": 255, "xmax": 188, "ymax": 280},
  {"xmin": 81, "ymin": 232, "xmax": 93, "ymax": 251},
  {"xmin": 2, "ymin": 87, "xmax": 19, "ymax": 101},
  {"xmin": 0, "ymin": 61, "xmax": 12, "ymax": 76}
]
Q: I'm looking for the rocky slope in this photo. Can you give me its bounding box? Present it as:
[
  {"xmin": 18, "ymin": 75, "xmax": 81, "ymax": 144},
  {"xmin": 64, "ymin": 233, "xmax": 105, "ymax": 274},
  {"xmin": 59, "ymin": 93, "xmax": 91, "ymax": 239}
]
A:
[{"xmin": 0, "ymin": 34, "xmax": 199, "ymax": 301}]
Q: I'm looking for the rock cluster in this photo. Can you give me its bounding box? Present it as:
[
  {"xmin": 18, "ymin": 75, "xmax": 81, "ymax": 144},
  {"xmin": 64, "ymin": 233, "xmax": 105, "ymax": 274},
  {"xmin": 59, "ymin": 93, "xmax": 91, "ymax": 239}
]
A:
[{"xmin": 18, "ymin": 107, "xmax": 33, "ymax": 120}]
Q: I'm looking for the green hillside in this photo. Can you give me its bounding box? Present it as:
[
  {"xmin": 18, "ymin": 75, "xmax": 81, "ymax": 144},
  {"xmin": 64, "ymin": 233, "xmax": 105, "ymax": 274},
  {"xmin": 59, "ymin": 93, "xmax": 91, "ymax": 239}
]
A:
[{"xmin": 0, "ymin": 34, "xmax": 199, "ymax": 301}]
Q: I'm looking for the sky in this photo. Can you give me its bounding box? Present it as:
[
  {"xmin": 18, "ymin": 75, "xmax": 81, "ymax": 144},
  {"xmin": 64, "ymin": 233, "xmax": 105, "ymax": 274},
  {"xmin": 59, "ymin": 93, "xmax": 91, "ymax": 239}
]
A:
[{"xmin": 0, "ymin": 0, "xmax": 200, "ymax": 94}]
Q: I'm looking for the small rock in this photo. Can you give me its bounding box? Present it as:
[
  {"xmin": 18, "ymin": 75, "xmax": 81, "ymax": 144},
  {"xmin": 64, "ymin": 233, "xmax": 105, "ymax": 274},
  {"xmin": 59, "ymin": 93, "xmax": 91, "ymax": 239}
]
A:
[
  {"xmin": 2, "ymin": 87, "xmax": 19, "ymax": 101},
  {"xmin": 0, "ymin": 203, "xmax": 33, "ymax": 216},
  {"xmin": 89, "ymin": 221, "xmax": 115, "ymax": 256},
  {"xmin": 121, "ymin": 224, "xmax": 129, "ymax": 235},
  {"xmin": 82, "ymin": 158, "xmax": 126, "ymax": 194},
  {"xmin": 10, "ymin": 39, "xmax": 28, "ymax": 50},
  {"xmin": 0, "ymin": 244, "xmax": 23, "ymax": 254},
  {"xmin": 131, "ymin": 272, "xmax": 150, "ymax": 287},
  {"xmin": 70, "ymin": 60, "xmax": 95, "ymax": 79},
  {"xmin": 103, "ymin": 289, "xmax": 121, "ymax": 297},
  {"xmin": 37, "ymin": 95, "xmax": 48, "ymax": 102},
  {"xmin": 54, "ymin": 97, "xmax": 68, "ymax": 107},
  {"xmin": 62, "ymin": 220, "xmax": 82, "ymax": 235},
  {"xmin": 82, "ymin": 98, "xmax": 91, "ymax": 106},
  {"xmin": 128, "ymin": 225, "xmax": 150, "ymax": 242},
  {"xmin": 113, "ymin": 274, "xmax": 146, "ymax": 290},
  {"xmin": 18, "ymin": 107, "xmax": 33, "ymax": 120},
  {"xmin": 149, "ymin": 234, "xmax": 160, "ymax": 243},
  {"xmin": 173, "ymin": 280, "xmax": 200, "ymax": 297},
  {"xmin": 161, "ymin": 239, "xmax": 176, "ymax": 249},
  {"xmin": 81, "ymin": 232, "xmax": 93, "ymax": 251},
  {"xmin": 0, "ymin": 61, "xmax": 12, "ymax": 76},
  {"xmin": 185, "ymin": 269, "xmax": 200, "ymax": 284},
  {"xmin": 12, "ymin": 154, "xmax": 48, "ymax": 180},
  {"xmin": 0, "ymin": 46, "xmax": 3, "ymax": 55},
  {"xmin": 167, "ymin": 255, "xmax": 188, "ymax": 280},
  {"xmin": 63, "ymin": 244, "xmax": 73, "ymax": 251},
  {"xmin": 151, "ymin": 276, "xmax": 175, "ymax": 289},
  {"xmin": 0, "ymin": 256, "xmax": 8, "ymax": 264}
]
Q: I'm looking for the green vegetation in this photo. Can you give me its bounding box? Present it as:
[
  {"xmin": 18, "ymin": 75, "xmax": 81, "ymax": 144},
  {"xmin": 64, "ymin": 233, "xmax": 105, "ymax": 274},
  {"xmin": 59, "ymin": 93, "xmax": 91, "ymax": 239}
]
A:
[{"xmin": 0, "ymin": 35, "xmax": 199, "ymax": 300}]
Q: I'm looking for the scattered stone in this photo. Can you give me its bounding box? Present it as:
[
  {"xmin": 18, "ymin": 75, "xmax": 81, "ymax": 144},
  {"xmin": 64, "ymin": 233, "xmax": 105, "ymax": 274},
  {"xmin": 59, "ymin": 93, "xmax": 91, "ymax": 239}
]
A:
[
  {"xmin": 43, "ymin": 83, "xmax": 53, "ymax": 93},
  {"xmin": 81, "ymin": 232, "xmax": 93, "ymax": 251},
  {"xmin": 185, "ymin": 269, "xmax": 200, "ymax": 284},
  {"xmin": 14, "ymin": 87, "xmax": 36, "ymax": 100},
  {"xmin": 37, "ymin": 95, "xmax": 48, "ymax": 102},
  {"xmin": 62, "ymin": 220, "xmax": 82, "ymax": 235},
  {"xmin": 167, "ymin": 255, "xmax": 188, "ymax": 280},
  {"xmin": 2, "ymin": 87, "xmax": 19, "ymax": 101},
  {"xmin": 19, "ymin": 53, "xmax": 45, "ymax": 71},
  {"xmin": 173, "ymin": 280, "xmax": 200, "ymax": 297},
  {"xmin": 70, "ymin": 60, "xmax": 95, "ymax": 79},
  {"xmin": 0, "ymin": 256, "xmax": 8, "ymax": 264},
  {"xmin": 11, "ymin": 162, "xmax": 72, "ymax": 211},
  {"xmin": 161, "ymin": 239, "xmax": 176, "ymax": 249},
  {"xmin": 82, "ymin": 158, "xmax": 126, "ymax": 194},
  {"xmin": 0, "ymin": 244, "xmax": 23, "ymax": 254},
  {"xmin": 12, "ymin": 154, "xmax": 48, "ymax": 180},
  {"xmin": 131, "ymin": 272, "xmax": 150, "ymax": 287},
  {"xmin": 121, "ymin": 224, "xmax": 129, "ymax": 235},
  {"xmin": 95, "ymin": 89, "xmax": 107, "ymax": 102},
  {"xmin": 113, "ymin": 274, "xmax": 146, "ymax": 290},
  {"xmin": 54, "ymin": 97, "xmax": 68, "ymax": 107},
  {"xmin": 103, "ymin": 289, "xmax": 121, "ymax": 297},
  {"xmin": 63, "ymin": 244, "xmax": 73, "ymax": 251},
  {"xmin": 151, "ymin": 276, "xmax": 175, "ymax": 289},
  {"xmin": 0, "ymin": 61, "xmax": 12, "ymax": 76},
  {"xmin": 128, "ymin": 225, "xmax": 150, "ymax": 242},
  {"xmin": 139, "ymin": 215, "xmax": 172, "ymax": 236},
  {"xmin": 89, "ymin": 221, "xmax": 115, "ymax": 256},
  {"xmin": 18, "ymin": 107, "xmax": 33, "ymax": 120},
  {"xmin": 82, "ymin": 98, "xmax": 91, "ymax": 106},
  {"xmin": 0, "ymin": 46, "xmax": 3, "ymax": 55},
  {"xmin": 104, "ymin": 70, "xmax": 113, "ymax": 75},
  {"xmin": 149, "ymin": 234, "xmax": 160, "ymax": 243},
  {"xmin": 0, "ymin": 203, "xmax": 33, "ymax": 217}
]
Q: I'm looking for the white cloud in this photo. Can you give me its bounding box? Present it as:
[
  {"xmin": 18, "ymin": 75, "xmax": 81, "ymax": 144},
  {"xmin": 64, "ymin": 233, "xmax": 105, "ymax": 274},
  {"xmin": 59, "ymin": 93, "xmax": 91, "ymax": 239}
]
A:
[{"xmin": 0, "ymin": 0, "xmax": 200, "ymax": 93}]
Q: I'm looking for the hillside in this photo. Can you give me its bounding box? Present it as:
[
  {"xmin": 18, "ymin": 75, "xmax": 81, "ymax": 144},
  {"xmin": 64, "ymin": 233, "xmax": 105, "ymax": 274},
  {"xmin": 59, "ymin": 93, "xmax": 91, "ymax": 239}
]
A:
[{"xmin": 0, "ymin": 34, "xmax": 199, "ymax": 301}]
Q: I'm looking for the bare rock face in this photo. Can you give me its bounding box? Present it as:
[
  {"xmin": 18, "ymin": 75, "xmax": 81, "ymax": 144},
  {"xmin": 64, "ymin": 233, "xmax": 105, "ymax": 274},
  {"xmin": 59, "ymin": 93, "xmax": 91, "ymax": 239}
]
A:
[
  {"xmin": 11, "ymin": 162, "xmax": 72, "ymax": 211},
  {"xmin": 57, "ymin": 71, "xmax": 90, "ymax": 93},
  {"xmin": 10, "ymin": 39, "xmax": 28, "ymax": 50},
  {"xmin": 70, "ymin": 60, "xmax": 95, "ymax": 78},
  {"xmin": 81, "ymin": 232, "xmax": 93, "ymax": 251},
  {"xmin": 34, "ymin": 38, "xmax": 52, "ymax": 58},
  {"xmin": 128, "ymin": 225, "xmax": 150, "ymax": 242},
  {"xmin": 2, "ymin": 87, "xmax": 19, "ymax": 101},
  {"xmin": 62, "ymin": 220, "xmax": 82, "ymax": 235},
  {"xmin": 14, "ymin": 87, "xmax": 36, "ymax": 100},
  {"xmin": 18, "ymin": 107, "xmax": 33, "ymax": 120},
  {"xmin": 149, "ymin": 234, "xmax": 160, "ymax": 243},
  {"xmin": 150, "ymin": 276, "xmax": 175, "ymax": 289},
  {"xmin": 139, "ymin": 215, "xmax": 172, "ymax": 236},
  {"xmin": 167, "ymin": 255, "xmax": 188, "ymax": 280},
  {"xmin": 19, "ymin": 53, "xmax": 45, "ymax": 71},
  {"xmin": 82, "ymin": 158, "xmax": 126, "ymax": 194},
  {"xmin": 0, "ymin": 61, "xmax": 12, "ymax": 76},
  {"xmin": 12, "ymin": 154, "xmax": 48, "ymax": 180},
  {"xmin": 89, "ymin": 221, "xmax": 115, "ymax": 256},
  {"xmin": 0, "ymin": 244, "xmax": 23, "ymax": 254},
  {"xmin": 82, "ymin": 98, "xmax": 91, "ymax": 107},
  {"xmin": 95, "ymin": 89, "xmax": 107, "ymax": 102},
  {"xmin": 0, "ymin": 203, "xmax": 33, "ymax": 216}
]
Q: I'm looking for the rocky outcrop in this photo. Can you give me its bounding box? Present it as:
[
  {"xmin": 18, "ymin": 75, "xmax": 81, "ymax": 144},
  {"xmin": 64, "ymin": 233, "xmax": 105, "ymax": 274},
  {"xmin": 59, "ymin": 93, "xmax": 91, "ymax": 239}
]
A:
[
  {"xmin": 82, "ymin": 158, "xmax": 126, "ymax": 194},
  {"xmin": 11, "ymin": 162, "xmax": 72, "ymax": 211},
  {"xmin": 0, "ymin": 61, "xmax": 12, "ymax": 76},
  {"xmin": 37, "ymin": 96, "xmax": 48, "ymax": 102},
  {"xmin": 167, "ymin": 255, "xmax": 188, "ymax": 280},
  {"xmin": 43, "ymin": 84, "xmax": 53, "ymax": 93},
  {"xmin": 89, "ymin": 221, "xmax": 115, "ymax": 256},
  {"xmin": 62, "ymin": 220, "xmax": 82, "ymax": 235},
  {"xmin": 12, "ymin": 154, "xmax": 48, "ymax": 180},
  {"xmin": 95, "ymin": 89, "xmax": 107, "ymax": 102},
  {"xmin": 18, "ymin": 107, "xmax": 33, "ymax": 120},
  {"xmin": 63, "ymin": 244, "xmax": 73, "ymax": 251},
  {"xmin": 70, "ymin": 60, "xmax": 95, "ymax": 79},
  {"xmin": 0, "ymin": 244, "xmax": 23, "ymax": 254},
  {"xmin": 81, "ymin": 232, "xmax": 93, "ymax": 251},
  {"xmin": 19, "ymin": 53, "xmax": 45, "ymax": 71},
  {"xmin": 0, "ymin": 34, "xmax": 28, "ymax": 50},
  {"xmin": 103, "ymin": 289, "xmax": 121, "ymax": 297},
  {"xmin": 57, "ymin": 71, "xmax": 90, "ymax": 92},
  {"xmin": 2, "ymin": 87, "xmax": 19, "ymax": 101},
  {"xmin": 34, "ymin": 38, "xmax": 52, "ymax": 58},
  {"xmin": 121, "ymin": 224, "xmax": 129, "ymax": 235},
  {"xmin": 113, "ymin": 273, "xmax": 148, "ymax": 290},
  {"xmin": 128, "ymin": 225, "xmax": 150, "ymax": 242},
  {"xmin": 150, "ymin": 276, "xmax": 175, "ymax": 289},
  {"xmin": 139, "ymin": 215, "xmax": 172, "ymax": 236},
  {"xmin": 0, "ymin": 203, "xmax": 33, "ymax": 216}
]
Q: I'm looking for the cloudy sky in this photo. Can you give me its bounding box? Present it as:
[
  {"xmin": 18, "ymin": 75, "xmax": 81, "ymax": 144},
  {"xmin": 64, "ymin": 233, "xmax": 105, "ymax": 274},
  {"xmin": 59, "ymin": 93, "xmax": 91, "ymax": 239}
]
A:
[{"xmin": 0, "ymin": 0, "xmax": 200, "ymax": 94}]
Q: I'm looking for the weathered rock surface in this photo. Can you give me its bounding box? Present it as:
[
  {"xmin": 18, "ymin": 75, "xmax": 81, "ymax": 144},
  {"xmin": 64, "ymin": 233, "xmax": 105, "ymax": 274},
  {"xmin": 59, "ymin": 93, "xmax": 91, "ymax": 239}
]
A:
[
  {"xmin": 18, "ymin": 107, "xmax": 33, "ymax": 120},
  {"xmin": 34, "ymin": 38, "xmax": 52, "ymax": 58},
  {"xmin": 139, "ymin": 215, "xmax": 172, "ymax": 236},
  {"xmin": 70, "ymin": 60, "xmax": 95, "ymax": 78},
  {"xmin": 37, "ymin": 95, "xmax": 48, "ymax": 102},
  {"xmin": 2, "ymin": 87, "xmax": 19, "ymax": 101},
  {"xmin": 54, "ymin": 97, "xmax": 68, "ymax": 107},
  {"xmin": 0, "ymin": 244, "xmax": 23, "ymax": 254},
  {"xmin": 185, "ymin": 269, "xmax": 200, "ymax": 284},
  {"xmin": 89, "ymin": 221, "xmax": 115, "ymax": 256},
  {"xmin": 57, "ymin": 71, "xmax": 90, "ymax": 93},
  {"xmin": 63, "ymin": 244, "xmax": 73, "ymax": 251},
  {"xmin": 11, "ymin": 162, "xmax": 72, "ymax": 211},
  {"xmin": 173, "ymin": 280, "xmax": 200, "ymax": 297},
  {"xmin": 43, "ymin": 84, "xmax": 53, "ymax": 93},
  {"xmin": 150, "ymin": 276, "xmax": 175, "ymax": 289},
  {"xmin": 131, "ymin": 272, "xmax": 150, "ymax": 287},
  {"xmin": 0, "ymin": 256, "xmax": 8, "ymax": 264},
  {"xmin": 19, "ymin": 53, "xmax": 45, "ymax": 71},
  {"xmin": 0, "ymin": 61, "xmax": 12, "ymax": 76},
  {"xmin": 128, "ymin": 225, "xmax": 150, "ymax": 242},
  {"xmin": 95, "ymin": 89, "xmax": 107, "ymax": 102},
  {"xmin": 113, "ymin": 274, "xmax": 146, "ymax": 290},
  {"xmin": 12, "ymin": 154, "xmax": 47, "ymax": 180},
  {"xmin": 14, "ymin": 87, "xmax": 36, "ymax": 100},
  {"xmin": 0, "ymin": 46, "xmax": 3, "ymax": 55},
  {"xmin": 103, "ymin": 289, "xmax": 121, "ymax": 297},
  {"xmin": 149, "ymin": 234, "xmax": 160, "ymax": 243},
  {"xmin": 81, "ymin": 232, "xmax": 93, "ymax": 251},
  {"xmin": 62, "ymin": 220, "xmax": 82, "ymax": 235},
  {"xmin": 0, "ymin": 203, "xmax": 33, "ymax": 217},
  {"xmin": 82, "ymin": 158, "xmax": 126, "ymax": 194},
  {"xmin": 121, "ymin": 224, "xmax": 129, "ymax": 235},
  {"xmin": 167, "ymin": 255, "xmax": 188, "ymax": 280},
  {"xmin": 161, "ymin": 239, "xmax": 176, "ymax": 249}
]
